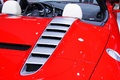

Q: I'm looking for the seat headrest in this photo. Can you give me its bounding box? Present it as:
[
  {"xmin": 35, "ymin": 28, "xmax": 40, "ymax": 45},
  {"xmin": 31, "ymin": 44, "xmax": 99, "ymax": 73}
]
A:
[
  {"xmin": 62, "ymin": 3, "xmax": 83, "ymax": 19},
  {"xmin": 2, "ymin": 1, "xmax": 21, "ymax": 15}
]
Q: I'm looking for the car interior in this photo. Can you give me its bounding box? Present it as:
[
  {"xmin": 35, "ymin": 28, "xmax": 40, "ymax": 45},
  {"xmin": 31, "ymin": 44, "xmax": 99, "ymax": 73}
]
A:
[{"xmin": 0, "ymin": 0, "xmax": 108, "ymax": 26}]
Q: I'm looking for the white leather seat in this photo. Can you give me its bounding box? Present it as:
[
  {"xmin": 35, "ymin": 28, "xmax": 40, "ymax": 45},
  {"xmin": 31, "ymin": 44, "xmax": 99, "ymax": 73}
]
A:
[
  {"xmin": 2, "ymin": 1, "xmax": 21, "ymax": 15},
  {"xmin": 62, "ymin": 3, "xmax": 83, "ymax": 19}
]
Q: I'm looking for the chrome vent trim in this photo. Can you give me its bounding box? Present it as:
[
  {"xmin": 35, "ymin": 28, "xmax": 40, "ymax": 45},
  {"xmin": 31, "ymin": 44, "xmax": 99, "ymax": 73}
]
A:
[
  {"xmin": 20, "ymin": 17, "xmax": 76, "ymax": 75},
  {"xmin": 117, "ymin": 13, "xmax": 120, "ymax": 31}
]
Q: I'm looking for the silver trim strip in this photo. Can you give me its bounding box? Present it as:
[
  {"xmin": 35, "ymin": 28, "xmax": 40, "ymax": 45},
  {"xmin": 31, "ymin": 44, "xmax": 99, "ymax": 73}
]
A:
[
  {"xmin": 26, "ymin": 57, "xmax": 47, "ymax": 65},
  {"xmin": 32, "ymin": 47, "xmax": 54, "ymax": 55},
  {"xmin": 106, "ymin": 48, "xmax": 120, "ymax": 62},
  {"xmin": 42, "ymin": 31, "xmax": 65, "ymax": 38},
  {"xmin": 51, "ymin": 17, "xmax": 76, "ymax": 25},
  {"xmin": 37, "ymin": 38, "xmax": 60, "ymax": 46},
  {"xmin": 47, "ymin": 25, "xmax": 69, "ymax": 31},
  {"xmin": 117, "ymin": 13, "xmax": 120, "ymax": 32}
]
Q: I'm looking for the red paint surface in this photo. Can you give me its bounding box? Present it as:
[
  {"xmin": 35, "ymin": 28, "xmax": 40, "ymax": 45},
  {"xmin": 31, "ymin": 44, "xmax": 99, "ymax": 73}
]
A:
[{"xmin": 0, "ymin": 3, "xmax": 120, "ymax": 79}]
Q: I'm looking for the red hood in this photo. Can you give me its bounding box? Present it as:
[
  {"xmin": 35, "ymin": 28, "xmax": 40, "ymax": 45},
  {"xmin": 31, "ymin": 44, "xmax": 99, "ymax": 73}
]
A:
[
  {"xmin": 0, "ymin": 16, "xmax": 110, "ymax": 80},
  {"xmin": 0, "ymin": 15, "xmax": 52, "ymax": 45}
]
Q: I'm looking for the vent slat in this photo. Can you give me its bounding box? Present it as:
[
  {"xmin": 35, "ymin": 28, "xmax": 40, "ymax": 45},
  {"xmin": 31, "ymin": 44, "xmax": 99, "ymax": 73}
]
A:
[
  {"xmin": 47, "ymin": 25, "xmax": 69, "ymax": 31},
  {"xmin": 46, "ymin": 29, "xmax": 66, "ymax": 33},
  {"xmin": 37, "ymin": 38, "xmax": 60, "ymax": 46},
  {"xmin": 42, "ymin": 36, "xmax": 62, "ymax": 40},
  {"xmin": 32, "ymin": 52, "xmax": 51, "ymax": 55},
  {"xmin": 32, "ymin": 52, "xmax": 52, "ymax": 56},
  {"xmin": 37, "ymin": 44, "xmax": 56, "ymax": 48},
  {"xmin": 32, "ymin": 46, "xmax": 54, "ymax": 55},
  {"xmin": 32, "ymin": 54, "xmax": 50, "ymax": 58},
  {"xmin": 50, "ymin": 23, "xmax": 70, "ymax": 27},
  {"xmin": 26, "ymin": 57, "xmax": 47, "ymax": 65},
  {"xmin": 51, "ymin": 17, "xmax": 76, "ymax": 25},
  {"xmin": 42, "ymin": 31, "xmax": 64, "ymax": 38}
]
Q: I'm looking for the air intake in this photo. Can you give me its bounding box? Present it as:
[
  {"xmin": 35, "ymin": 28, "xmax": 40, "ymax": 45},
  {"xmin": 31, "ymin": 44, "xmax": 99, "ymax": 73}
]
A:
[
  {"xmin": 0, "ymin": 42, "xmax": 31, "ymax": 51},
  {"xmin": 20, "ymin": 17, "xmax": 76, "ymax": 75}
]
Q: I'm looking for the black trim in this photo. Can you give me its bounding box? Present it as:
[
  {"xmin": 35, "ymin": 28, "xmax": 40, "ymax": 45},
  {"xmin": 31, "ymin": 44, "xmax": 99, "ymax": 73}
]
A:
[
  {"xmin": 0, "ymin": 42, "xmax": 31, "ymax": 51},
  {"xmin": 26, "ymin": 64, "xmax": 42, "ymax": 72},
  {"xmin": 95, "ymin": 0, "xmax": 108, "ymax": 25},
  {"xmin": 32, "ymin": 54, "xmax": 50, "ymax": 58},
  {"xmin": 50, "ymin": 23, "xmax": 70, "ymax": 27},
  {"xmin": 97, "ymin": 0, "xmax": 107, "ymax": 11},
  {"xmin": 37, "ymin": 43, "xmax": 56, "ymax": 48},
  {"xmin": 46, "ymin": 29, "xmax": 66, "ymax": 33}
]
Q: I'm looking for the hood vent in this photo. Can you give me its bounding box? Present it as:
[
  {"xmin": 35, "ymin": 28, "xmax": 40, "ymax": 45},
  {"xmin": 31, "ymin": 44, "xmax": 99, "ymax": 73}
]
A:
[
  {"xmin": 0, "ymin": 42, "xmax": 31, "ymax": 51},
  {"xmin": 20, "ymin": 17, "xmax": 76, "ymax": 75}
]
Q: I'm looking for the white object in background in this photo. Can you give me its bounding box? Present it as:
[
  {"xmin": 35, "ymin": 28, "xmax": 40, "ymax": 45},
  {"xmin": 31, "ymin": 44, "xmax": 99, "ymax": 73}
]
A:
[
  {"xmin": 62, "ymin": 3, "xmax": 83, "ymax": 19},
  {"xmin": 2, "ymin": 1, "xmax": 21, "ymax": 15}
]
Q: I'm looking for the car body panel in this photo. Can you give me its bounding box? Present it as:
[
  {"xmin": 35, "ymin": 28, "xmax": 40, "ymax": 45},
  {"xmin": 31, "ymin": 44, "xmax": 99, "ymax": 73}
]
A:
[{"xmin": 0, "ymin": 0, "xmax": 120, "ymax": 80}]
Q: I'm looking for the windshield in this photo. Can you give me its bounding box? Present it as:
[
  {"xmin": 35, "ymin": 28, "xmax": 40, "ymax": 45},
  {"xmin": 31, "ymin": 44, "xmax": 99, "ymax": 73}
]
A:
[
  {"xmin": 28, "ymin": 0, "xmax": 79, "ymax": 2},
  {"xmin": 28, "ymin": 0, "xmax": 97, "ymax": 4}
]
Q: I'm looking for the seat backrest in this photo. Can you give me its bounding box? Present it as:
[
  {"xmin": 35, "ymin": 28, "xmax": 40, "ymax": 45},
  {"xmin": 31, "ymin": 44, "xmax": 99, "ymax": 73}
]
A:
[
  {"xmin": 62, "ymin": 3, "xmax": 83, "ymax": 19},
  {"xmin": 2, "ymin": 1, "xmax": 21, "ymax": 15}
]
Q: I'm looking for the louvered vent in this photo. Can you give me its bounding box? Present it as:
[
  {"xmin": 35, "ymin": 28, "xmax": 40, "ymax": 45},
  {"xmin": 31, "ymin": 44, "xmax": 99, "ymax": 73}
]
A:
[{"xmin": 20, "ymin": 17, "xmax": 76, "ymax": 75}]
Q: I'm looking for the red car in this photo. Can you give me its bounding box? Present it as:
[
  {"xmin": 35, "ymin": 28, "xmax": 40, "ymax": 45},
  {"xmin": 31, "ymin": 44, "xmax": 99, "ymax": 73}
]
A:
[{"xmin": 0, "ymin": 0, "xmax": 120, "ymax": 80}]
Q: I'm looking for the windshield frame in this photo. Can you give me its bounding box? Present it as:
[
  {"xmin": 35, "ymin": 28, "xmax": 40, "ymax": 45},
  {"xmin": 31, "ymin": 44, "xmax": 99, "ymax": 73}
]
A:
[{"xmin": 27, "ymin": 0, "xmax": 98, "ymax": 4}]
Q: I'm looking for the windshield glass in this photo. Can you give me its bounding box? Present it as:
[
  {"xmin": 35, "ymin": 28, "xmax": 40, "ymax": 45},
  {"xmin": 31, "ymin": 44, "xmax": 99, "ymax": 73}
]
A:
[
  {"xmin": 28, "ymin": 0, "xmax": 79, "ymax": 2},
  {"xmin": 28, "ymin": 0, "xmax": 97, "ymax": 4}
]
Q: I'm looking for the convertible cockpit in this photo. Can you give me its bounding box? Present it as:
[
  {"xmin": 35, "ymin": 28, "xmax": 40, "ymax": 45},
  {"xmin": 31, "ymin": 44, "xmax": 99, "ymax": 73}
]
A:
[{"xmin": 1, "ymin": 0, "xmax": 108, "ymax": 26}]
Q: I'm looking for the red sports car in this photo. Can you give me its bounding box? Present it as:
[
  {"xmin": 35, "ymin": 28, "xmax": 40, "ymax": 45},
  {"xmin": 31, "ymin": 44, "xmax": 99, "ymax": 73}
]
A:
[{"xmin": 0, "ymin": 0, "xmax": 120, "ymax": 80}]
